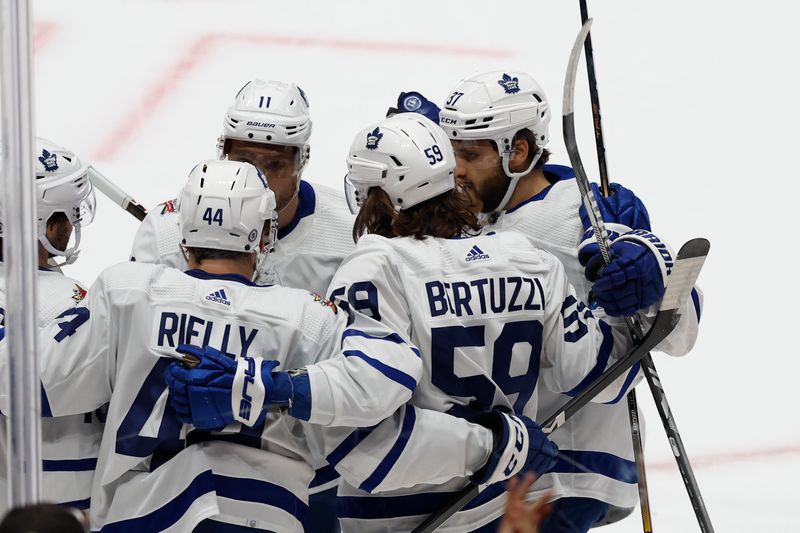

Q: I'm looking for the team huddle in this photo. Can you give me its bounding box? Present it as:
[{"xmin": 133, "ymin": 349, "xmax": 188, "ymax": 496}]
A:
[{"xmin": 0, "ymin": 71, "xmax": 703, "ymax": 533}]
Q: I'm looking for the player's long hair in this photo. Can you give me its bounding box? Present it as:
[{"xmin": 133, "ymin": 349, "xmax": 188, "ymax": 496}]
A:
[{"xmin": 353, "ymin": 184, "xmax": 481, "ymax": 241}]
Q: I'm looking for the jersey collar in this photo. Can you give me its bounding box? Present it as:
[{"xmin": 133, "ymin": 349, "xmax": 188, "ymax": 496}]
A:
[
  {"xmin": 504, "ymin": 164, "xmax": 575, "ymax": 214},
  {"xmin": 184, "ymin": 269, "xmax": 257, "ymax": 287},
  {"xmin": 277, "ymin": 180, "xmax": 316, "ymax": 240}
]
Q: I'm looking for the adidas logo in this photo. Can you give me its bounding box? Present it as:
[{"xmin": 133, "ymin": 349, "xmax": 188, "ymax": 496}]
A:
[
  {"xmin": 205, "ymin": 289, "xmax": 231, "ymax": 306},
  {"xmin": 465, "ymin": 245, "xmax": 490, "ymax": 262}
]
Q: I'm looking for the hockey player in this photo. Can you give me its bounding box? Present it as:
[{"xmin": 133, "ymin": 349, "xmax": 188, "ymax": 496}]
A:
[
  {"xmin": 130, "ymin": 78, "xmax": 355, "ymax": 296},
  {"xmin": 0, "ymin": 139, "xmax": 102, "ymax": 513},
  {"xmin": 0, "ymin": 159, "xmax": 430, "ymax": 532},
  {"xmin": 130, "ymin": 82, "xmax": 355, "ymax": 528},
  {"xmin": 438, "ymin": 70, "xmax": 703, "ymax": 531},
  {"xmin": 320, "ymin": 113, "xmax": 678, "ymax": 532}
]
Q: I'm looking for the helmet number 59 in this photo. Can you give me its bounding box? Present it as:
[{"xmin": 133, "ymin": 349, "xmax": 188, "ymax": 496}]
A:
[{"xmin": 424, "ymin": 145, "xmax": 444, "ymax": 166}]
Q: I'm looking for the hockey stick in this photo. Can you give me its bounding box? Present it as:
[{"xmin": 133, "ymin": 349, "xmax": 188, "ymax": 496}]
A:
[
  {"xmin": 410, "ymin": 239, "xmax": 709, "ymax": 533},
  {"xmin": 412, "ymin": 241, "xmax": 708, "ymax": 532},
  {"xmin": 578, "ymin": 0, "xmax": 610, "ymax": 197},
  {"xmin": 564, "ymin": 20, "xmax": 715, "ymax": 533},
  {"xmin": 87, "ymin": 167, "xmax": 148, "ymax": 221},
  {"xmin": 568, "ymin": 11, "xmax": 653, "ymax": 530}
]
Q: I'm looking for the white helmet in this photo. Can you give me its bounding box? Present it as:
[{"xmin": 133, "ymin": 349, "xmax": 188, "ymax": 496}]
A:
[
  {"xmin": 217, "ymin": 79, "xmax": 312, "ymax": 174},
  {"xmin": 344, "ymin": 114, "xmax": 455, "ymax": 213},
  {"xmin": 2, "ymin": 139, "xmax": 97, "ymax": 266},
  {"xmin": 179, "ymin": 160, "xmax": 277, "ymax": 260},
  {"xmin": 439, "ymin": 70, "xmax": 550, "ymax": 211}
]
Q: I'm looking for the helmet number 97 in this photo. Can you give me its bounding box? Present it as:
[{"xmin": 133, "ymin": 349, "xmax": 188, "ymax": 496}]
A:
[
  {"xmin": 424, "ymin": 145, "xmax": 444, "ymax": 166},
  {"xmin": 202, "ymin": 207, "xmax": 224, "ymax": 226}
]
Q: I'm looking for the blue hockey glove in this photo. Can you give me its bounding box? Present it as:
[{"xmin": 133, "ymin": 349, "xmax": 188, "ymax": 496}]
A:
[
  {"xmin": 470, "ymin": 410, "xmax": 558, "ymax": 487},
  {"xmin": 579, "ymin": 182, "xmax": 651, "ymax": 233},
  {"xmin": 165, "ymin": 344, "xmax": 297, "ymax": 430},
  {"xmin": 386, "ymin": 91, "xmax": 441, "ymax": 123},
  {"xmin": 587, "ymin": 230, "xmax": 673, "ymax": 317}
]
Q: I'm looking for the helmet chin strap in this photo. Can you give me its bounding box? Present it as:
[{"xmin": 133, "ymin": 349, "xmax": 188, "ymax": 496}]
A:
[
  {"xmin": 492, "ymin": 149, "xmax": 542, "ymax": 213},
  {"xmin": 41, "ymin": 225, "xmax": 82, "ymax": 268}
]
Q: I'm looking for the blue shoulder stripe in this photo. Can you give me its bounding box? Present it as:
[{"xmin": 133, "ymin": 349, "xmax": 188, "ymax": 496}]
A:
[
  {"xmin": 359, "ymin": 404, "xmax": 416, "ymax": 493},
  {"xmin": 342, "ymin": 329, "xmax": 421, "ymax": 358},
  {"xmin": 342, "ymin": 350, "xmax": 417, "ymax": 391},
  {"xmin": 603, "ymin": 362, "xmax": 642, "ymax": 405}
]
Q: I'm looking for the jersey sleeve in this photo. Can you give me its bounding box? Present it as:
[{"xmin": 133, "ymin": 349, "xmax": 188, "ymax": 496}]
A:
[
  {"xmin": 303, "ymin": 404, "xmax": 493, "ymax": 494},
  {"xmin": 537, "ymin": 252, "xmax": 642, "ymax": 404},
  {"xmin": 0, "ymin": 274, "xmax": 114, "ymax": 417},
  {"xmin": 129, "ymin": 205, "xmax": 184, "ymax": 268}
]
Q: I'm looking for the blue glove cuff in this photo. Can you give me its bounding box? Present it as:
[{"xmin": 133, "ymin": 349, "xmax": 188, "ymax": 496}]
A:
[{"xmin": 288, "ymin": 372, "xmax": 312, "ymax": 421}]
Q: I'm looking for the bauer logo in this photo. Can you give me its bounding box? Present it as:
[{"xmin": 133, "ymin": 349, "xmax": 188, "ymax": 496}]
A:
[
  {"xmin": 465, "ymin": 245, "xmax": 490, "ymax": 262},
  {"xmin": 38, "ymin": 149, "xmax": 58, "ymax": 172},
  {"xmin": 497, "ymin": 73, "xmax": 520, "ymax": 94},
  {"xmin": 205, "ymin": 289, "xmax": 231, "ymax": 306},
  {"xmin": 246, "ymin": 121, "xmax": 275, "ymax": 129},
  {"xmin": 366, "ymin": 127, "xmax": 383, "ymax": 150}
]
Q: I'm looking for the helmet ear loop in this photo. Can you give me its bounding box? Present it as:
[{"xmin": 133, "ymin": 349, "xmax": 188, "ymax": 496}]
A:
[{"xmin": 494, "ymin": 146, "xmax": 542, "ymax": 212}]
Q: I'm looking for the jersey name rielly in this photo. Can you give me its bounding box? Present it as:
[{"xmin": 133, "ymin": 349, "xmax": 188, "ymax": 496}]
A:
[
  {"xmin": 153, "ymin": 310, "xmax": 261, "ymax": 359},
  {"xmin": 425, "ymin": 275, "xmax": 545, "ymax": 318}
]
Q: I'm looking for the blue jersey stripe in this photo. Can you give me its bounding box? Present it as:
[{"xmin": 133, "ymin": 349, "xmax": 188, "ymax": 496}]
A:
[
  {"xmin": 310, "ymin": 464, "xmax": 340, "ymax": 488},
  {"xmin": 603, "ymin": 362, "xmax": 641, "ymax": 405},
  {"xmin": 101, "ymin": 470, "xmax": 215, "ymax": 532},
  {"xmin": 564, "ymin": 321, "xmax": 614, "ymax": 397},
  {"xmin": 342, "ymin": 350, "xmax": 417, "ymax": 391},
  {"xmin": 61, "ymin": 498, "xmax": 91, "ymax": 510},
  {"xmin": 551, "ymin": 449, "xmax": 638, "ymax": 484},
  {"xmin": 41, "ymin": 385, "xmax": 53, "ymax": 417},
  {"xmin": 214, "ymin": 474, "xmax": 308, "ymax": 522},
  {"xmin": 359, "ymin": 405, "xmax": 416, "ymax": 493},
  {"xmin": 341, "ymin": 328, "xmax": 421, "ymax": 358},
  {"xmin": 691, "ymin": 288, "xmax": 702, "ymax": 322},
  {"xmin": 326, "ymin": 424, "xmax": 379, "ymax": 468},
  {"xmin": 338, "ymin": 482, "xmax": 505, "ymax": 519},
  {"xmin": 43, "ymin": 458, "xmax": 98, "ymax": 472}
]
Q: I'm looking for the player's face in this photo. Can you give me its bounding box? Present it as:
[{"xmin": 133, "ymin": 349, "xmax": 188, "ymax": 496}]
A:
[
  {"xmin": 45, "ymin": 214, "xmax": 73, "ymax": 253},
  {"xmin": 452, "ymin": 139, "xmax": 511, "ymax": 213},
  {"xmin": 226, "ymin": 139, "xmax": 301, "ymax": 211}
]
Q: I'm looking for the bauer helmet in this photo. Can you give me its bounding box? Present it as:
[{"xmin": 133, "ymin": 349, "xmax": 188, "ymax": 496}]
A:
[
  {"xmin": 344, "ymin": 114, "xmax": 455, "ymax": 213},
  {"xmin": 179, "ymin": 160, "xmax": 278, "ymax": 261},
  {"xmin": 217, "ymin": 79, "xmax": 312, "ymax": 176},
  {"xmin": 439, "ymin": 70, "xmax": 550, "ymax": 211},
  {"xmin": 10, "ymin": 139, "xmax": 96, "ymax": 266}
]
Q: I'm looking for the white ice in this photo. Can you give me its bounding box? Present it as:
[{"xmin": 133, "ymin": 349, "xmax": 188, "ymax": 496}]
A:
[{"xmin": 14, "ymin": 0, "xmax": 800, "ymax": 529}]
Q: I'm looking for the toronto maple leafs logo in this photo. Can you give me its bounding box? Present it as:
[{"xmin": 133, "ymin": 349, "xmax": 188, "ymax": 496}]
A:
[
  {"xmin": 366, "ymin": 127, "xmax": 383, "ymax": 150},
  {"xmin": 497, "ymin": 73, "xmax": 520, "ymax": 94},
  {"xmin": 38, "ymin": 149, "xmax": 58, "ymax": 172}
]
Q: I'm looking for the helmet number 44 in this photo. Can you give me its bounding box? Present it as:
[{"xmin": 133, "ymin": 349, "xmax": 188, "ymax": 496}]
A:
[{"xmin": 202, "ymin": 207, "xmax": 224, "ymax": 226}]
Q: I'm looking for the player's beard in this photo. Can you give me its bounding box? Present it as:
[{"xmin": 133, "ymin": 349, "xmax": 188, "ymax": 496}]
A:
[
  {"xmin": 475, "ymin": 164, "xmax": 512, "ymax": 213},
  {"xmin": 47, "ymin": 219, "xmax": 73, "ymax": 255}
]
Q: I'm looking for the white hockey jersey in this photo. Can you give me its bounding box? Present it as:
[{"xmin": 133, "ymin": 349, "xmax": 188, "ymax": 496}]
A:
[
  {"xmin": 0, "ymin": 263, "xmax": 424, "ymax": 532},
  {"xmin": 485, "ymin": 164, "xmax": 704, "ymax": 522},
  {"xmin": 326, "ymin": 231, "xmax": 644, "ymax": 532},
  {"xmin": 0, "ymin": 263, "xmax": 104, "ymax": 513},
  {"xmin": 129, "ymin": 180, "xmax": 355, "ymax": 296}
]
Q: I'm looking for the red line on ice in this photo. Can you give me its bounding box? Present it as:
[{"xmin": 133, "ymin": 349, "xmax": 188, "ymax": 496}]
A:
[
  {"xmin": 648, "ymin": 443, "xmax": 800, "ymax": 471},
  {"xmin": 91, "ymin": 33, "xmax": 512, "ymax": 162},
  {"xmin": 33, "ymin": 21, "xmax": 58, "ymax": 54}
]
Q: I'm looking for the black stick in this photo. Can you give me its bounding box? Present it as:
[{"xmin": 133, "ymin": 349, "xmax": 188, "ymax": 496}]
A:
[
  {"xmin": 578, "ymin": 0, "xmax": 610, "ymax": 197},
  {"xmin": 576, "ymin": 3, "xmax": 652, "ymax": 529},
  {"xmin": 564, "ymin": 19, "xmax": 715, "ymax": 533}
]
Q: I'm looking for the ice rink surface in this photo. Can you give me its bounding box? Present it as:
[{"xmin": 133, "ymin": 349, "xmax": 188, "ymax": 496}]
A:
[{"xmin": 18, "ymin": 0, "xmax": 800, "ymax": 529}]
